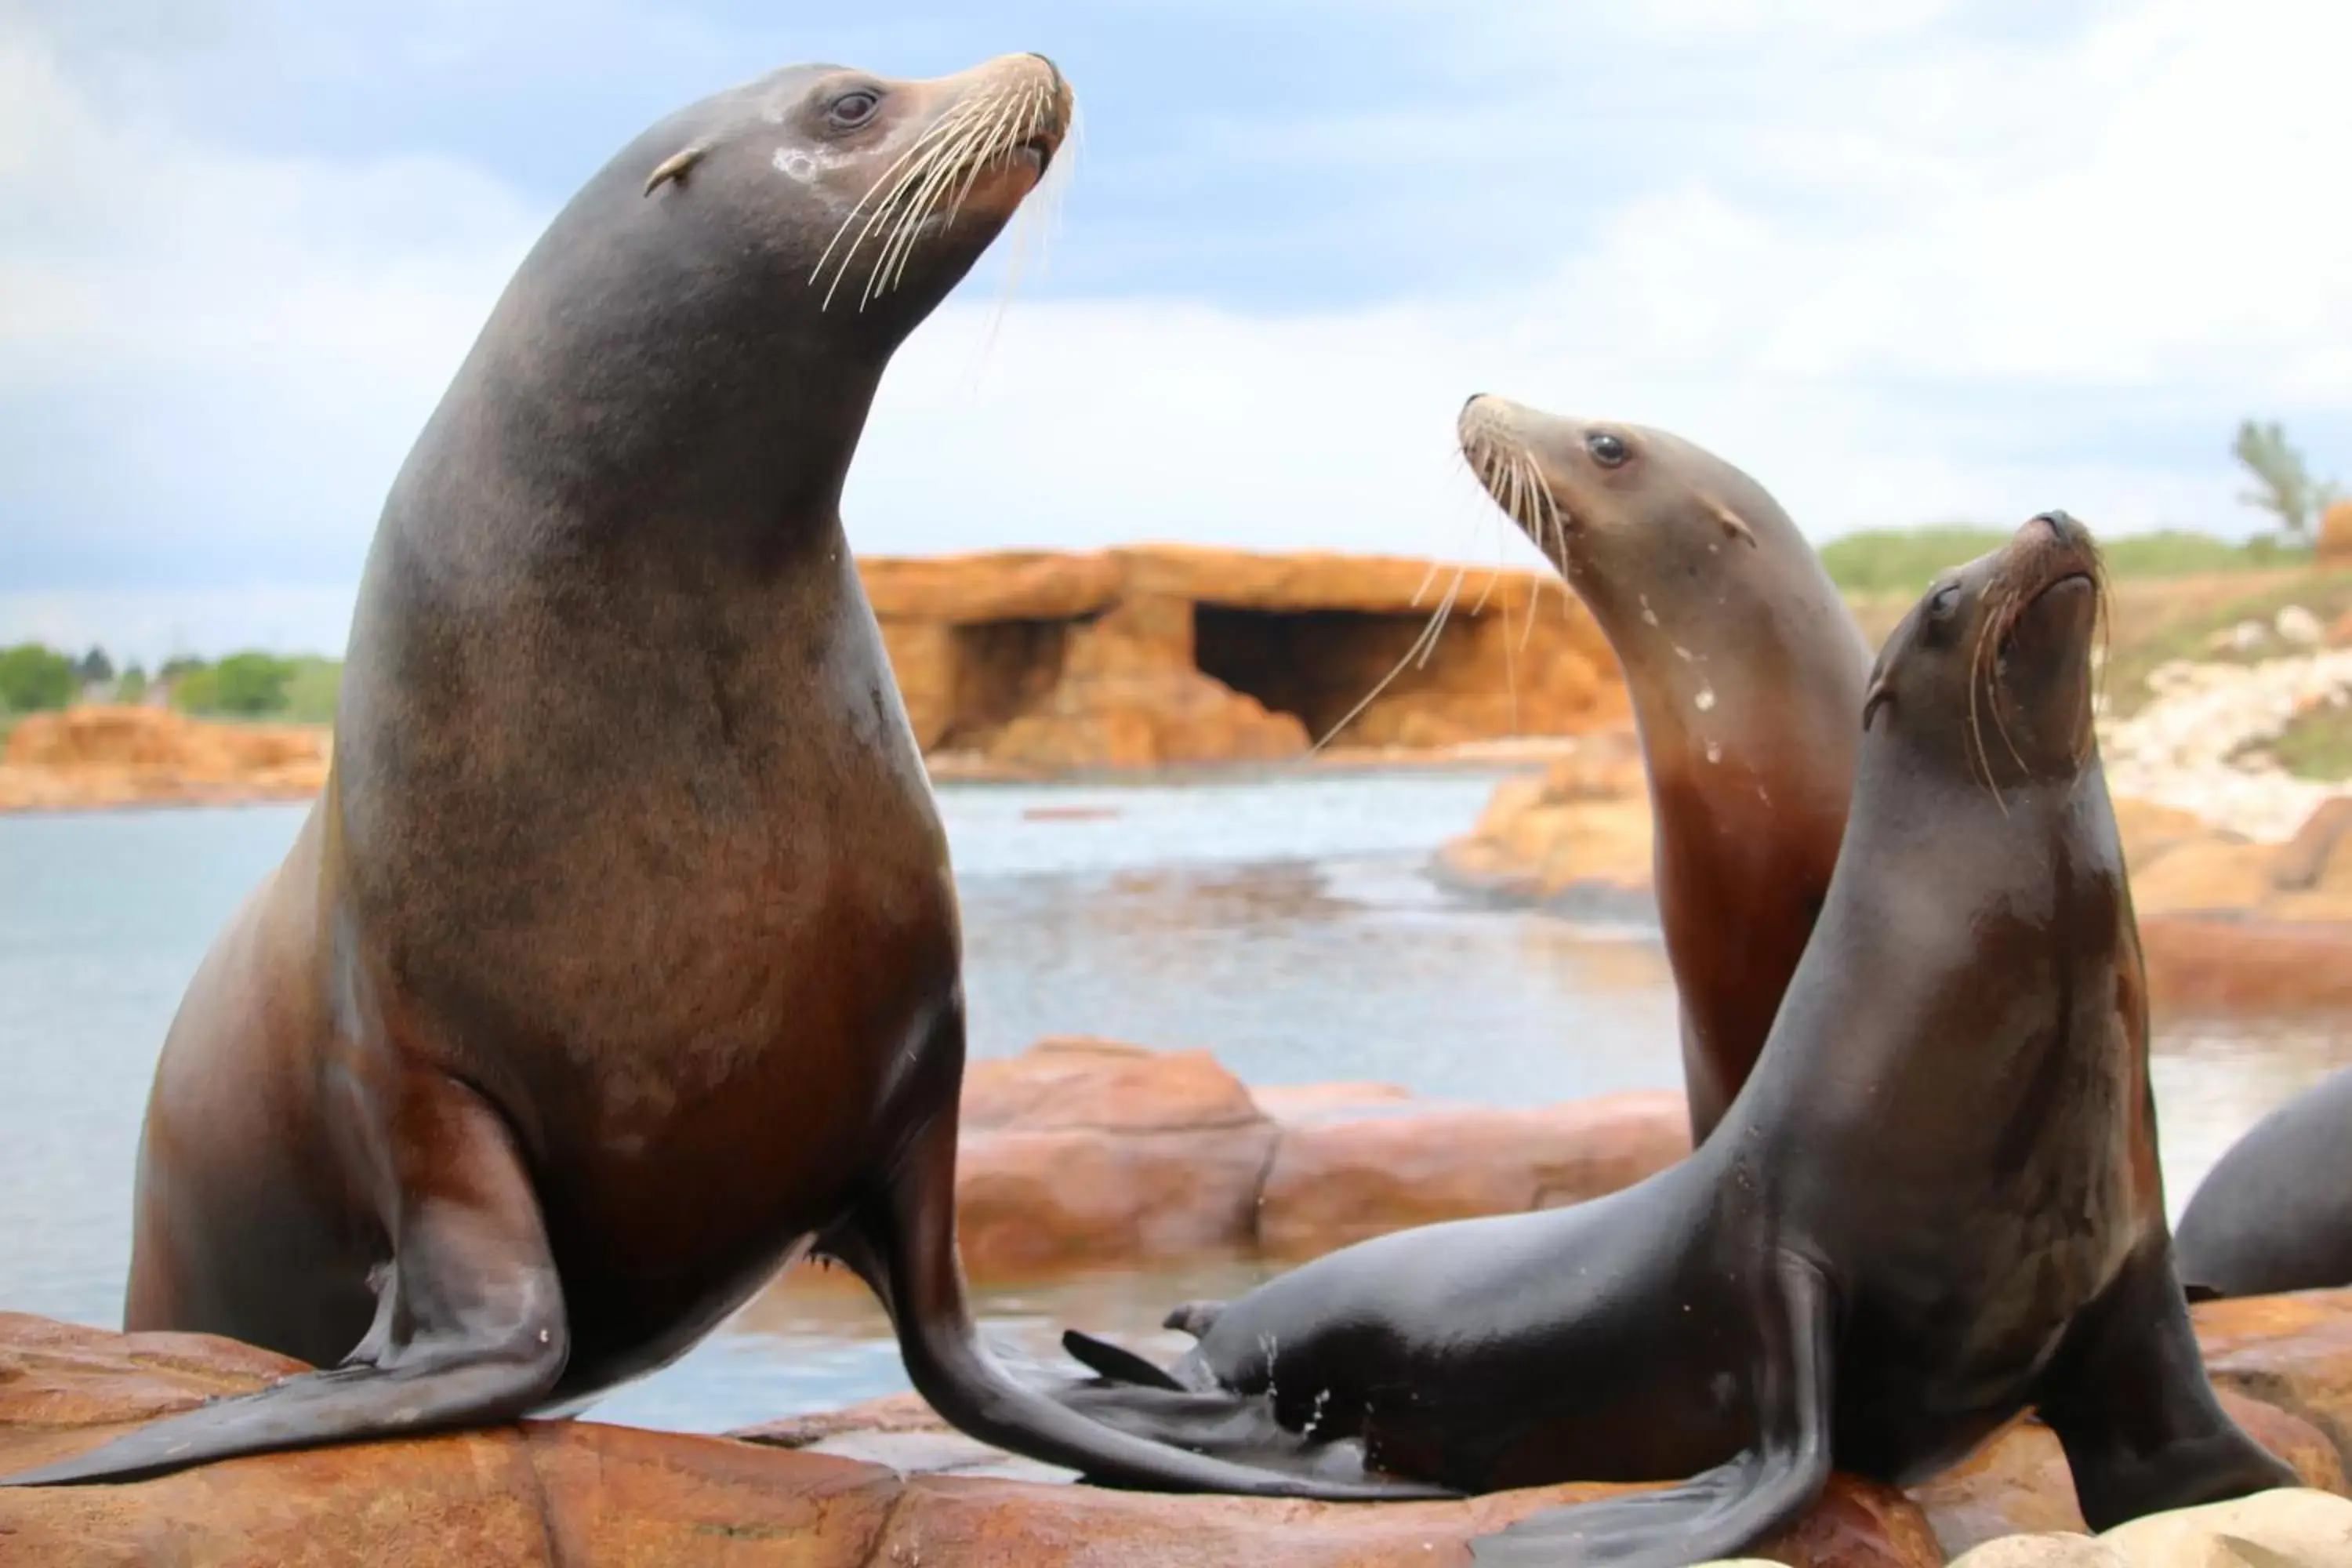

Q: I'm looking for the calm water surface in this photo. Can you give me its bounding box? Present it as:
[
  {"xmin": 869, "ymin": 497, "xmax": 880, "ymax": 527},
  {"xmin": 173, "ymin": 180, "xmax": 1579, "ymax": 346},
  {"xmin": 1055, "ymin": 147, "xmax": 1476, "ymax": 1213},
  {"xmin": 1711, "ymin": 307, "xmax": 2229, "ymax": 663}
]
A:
[{"xmin": 2, "ymin": 771, "xmax": 2345, "ymax": 1435}]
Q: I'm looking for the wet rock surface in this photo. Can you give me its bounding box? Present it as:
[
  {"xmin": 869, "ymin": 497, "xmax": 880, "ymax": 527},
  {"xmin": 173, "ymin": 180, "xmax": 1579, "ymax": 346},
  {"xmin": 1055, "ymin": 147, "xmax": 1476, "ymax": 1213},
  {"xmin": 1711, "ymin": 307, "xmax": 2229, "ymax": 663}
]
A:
[
  {"xmin": 0, "ymin": 1312, "xmax": 1940, "ymax": 1566},
  {"xmin": 951, "ymin": 1038, "xmax": 1690, "ymax": 1278}
]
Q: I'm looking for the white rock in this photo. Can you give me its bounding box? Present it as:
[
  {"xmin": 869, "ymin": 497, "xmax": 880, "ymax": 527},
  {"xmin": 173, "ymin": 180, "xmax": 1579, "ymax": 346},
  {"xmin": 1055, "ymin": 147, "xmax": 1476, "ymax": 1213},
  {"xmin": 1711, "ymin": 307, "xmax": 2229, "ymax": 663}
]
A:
[
  {"xmin": 2098, "ymin": 651, "xmax": 2352, "ymax": 841},
  {"xmin": 1950, "ymin": 1536, "xmax": 2127, "ymax": 1567},
  {"xmin": 2278, "ymin": 605, "xmax": 2325, "ymax": 646},
  {"xmin": 2098, "ymin": 1486, "xmax": 2352, "ymax": 1566}
]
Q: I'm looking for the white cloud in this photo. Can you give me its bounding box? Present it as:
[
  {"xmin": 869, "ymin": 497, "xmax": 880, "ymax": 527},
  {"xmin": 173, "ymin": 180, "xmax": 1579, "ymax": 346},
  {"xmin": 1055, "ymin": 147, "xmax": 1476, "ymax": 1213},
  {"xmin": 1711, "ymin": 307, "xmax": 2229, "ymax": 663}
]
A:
[{"xmin": 5, "ymin": 2, "xmax": 2350, "ymax": 658}]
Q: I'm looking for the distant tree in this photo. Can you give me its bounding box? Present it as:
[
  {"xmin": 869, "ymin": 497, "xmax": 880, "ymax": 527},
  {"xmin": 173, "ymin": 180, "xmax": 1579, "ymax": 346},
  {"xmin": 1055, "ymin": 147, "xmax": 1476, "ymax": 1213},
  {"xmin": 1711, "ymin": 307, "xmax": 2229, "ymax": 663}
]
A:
[
  {"xmin": 2233, "ymin": 419, "xmax": 2344, "ymax": 541},
  {"xmin": 118, "ymin": 664, "xmax": 150, "ymax": 704},
  {"xmin": 0, "ymin": 644, "xmax": 78, "ymax": 713},
  {"xmin": 157, "ymin": 655, "xmax": 206, "ymax": 681},
  {"xmin": 168, "ymin": 666, "xmax": 219, "ymax": 713},
  {"xmin": 78, "ymin": 646, "xmax": 114, "ymax": 685},
  {"xmin": 209, "ymin": 652, "xmax": 296, "ymax": 716}
]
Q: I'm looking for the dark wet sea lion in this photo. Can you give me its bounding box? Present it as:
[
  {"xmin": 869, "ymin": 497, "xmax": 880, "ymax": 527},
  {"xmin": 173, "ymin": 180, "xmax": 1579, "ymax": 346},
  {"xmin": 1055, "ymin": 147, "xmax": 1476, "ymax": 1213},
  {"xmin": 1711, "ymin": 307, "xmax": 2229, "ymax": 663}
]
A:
[
  {"xmin": 2176, "ymin": 1066, "xmax": 2352, "ymax": 1298},
  {"xmin": 1063, "ymin": 513, "xmax": 2293, "ymax": 1563},
  {"xmin": 1457, "ymin": 397, "xmax": 1868, "ymax": 1142},
  {"xmin": 2, "ymin": 55, "xmax": 1438, "ymax": 1500}
]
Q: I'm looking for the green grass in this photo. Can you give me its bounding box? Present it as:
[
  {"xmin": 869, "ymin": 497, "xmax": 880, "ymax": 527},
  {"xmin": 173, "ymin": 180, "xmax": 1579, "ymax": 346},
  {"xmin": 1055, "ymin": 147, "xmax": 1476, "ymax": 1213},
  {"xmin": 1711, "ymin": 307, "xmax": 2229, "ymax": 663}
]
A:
[
  {"xmin": 1819, "ymin": 525, "xmax": 2306, "ymax": 596},
  {"xmin": 2266, "ymin": 701, "xmax": 2352, "ymax": 782},
  {"xmin": 279, "ymin": 658, "xmax": 343, "ymax": 725},
  {"xmin": 2099, "ymin": 570, "xmax": 2352, "ymax": 717}
]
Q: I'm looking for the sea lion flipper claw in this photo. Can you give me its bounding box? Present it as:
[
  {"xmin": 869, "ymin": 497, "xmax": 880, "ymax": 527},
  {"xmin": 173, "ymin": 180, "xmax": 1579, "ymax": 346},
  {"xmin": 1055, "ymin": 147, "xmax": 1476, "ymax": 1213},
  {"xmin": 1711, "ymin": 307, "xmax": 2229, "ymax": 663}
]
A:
[
  {"xmin": 2, "ymin": 1072, "xmax": 568, "ymax": 1488},
  {"xmin": 1468, "ymin": 1253, "xmax": 1835, "ymax": 1567},
  {"xmin": 2035, "ymin": 1242, "xmax": 2298, "ymax": 1530}
]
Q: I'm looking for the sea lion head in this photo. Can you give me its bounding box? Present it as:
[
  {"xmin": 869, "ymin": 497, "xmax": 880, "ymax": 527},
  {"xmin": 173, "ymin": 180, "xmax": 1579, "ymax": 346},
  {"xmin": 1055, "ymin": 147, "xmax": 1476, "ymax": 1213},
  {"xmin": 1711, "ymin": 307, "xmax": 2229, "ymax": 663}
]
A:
[
  {"xmin": 423, "ymin": 54, "xmax": 1070, "ymax": 533},
  {"xmin": 630, "ymin": 53, "xmax": 1070, "ymax": 333},
  {"xmin": 1862, "ymin": 510, "xmax": 2106, "ymax": 789},
  {"xmin": 1455, "ymin": 395, "xmax": 1807, "ymax": 622}
]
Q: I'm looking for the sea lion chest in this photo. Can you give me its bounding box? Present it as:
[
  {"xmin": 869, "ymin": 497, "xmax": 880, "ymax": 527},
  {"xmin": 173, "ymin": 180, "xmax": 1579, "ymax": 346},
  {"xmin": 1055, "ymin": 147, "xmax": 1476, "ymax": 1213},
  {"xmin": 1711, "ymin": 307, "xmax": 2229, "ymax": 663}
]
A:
[{"xmin": 332, "ymin": 538, "xmax": 956, "ymax": 1205}]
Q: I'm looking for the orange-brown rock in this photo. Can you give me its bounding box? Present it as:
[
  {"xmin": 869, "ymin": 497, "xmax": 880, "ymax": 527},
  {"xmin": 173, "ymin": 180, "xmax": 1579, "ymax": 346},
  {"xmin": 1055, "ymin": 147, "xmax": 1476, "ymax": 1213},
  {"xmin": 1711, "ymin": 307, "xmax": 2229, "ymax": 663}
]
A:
[
  {"xmin": 1255, "ymin": 1090, "xmax": 1692, "ymax": 1258},
  {"xmin": 859, "ymin": 547, "xmax": 1624, "ymax": 769},
  {"xmin": 2111, "ymin": 797, "xmax": 2223, "ymax": 875},
  {"xmin": 2318, "ymin": 501, "xmax": 2352, "ymax": 569},
  {"xmin": 2270, "ymin": 799, "xmax": 2352, "ymax": 891},
  {"xmin": 2139, "ymin": 916, "xmax": 2352, "ymax": 1013},
  {"xmin": 0, "ymin": 705, "xmax": 328, "ymax": 814},
  {"xmin": 2127, "ymin": 839, "xmax": 2283, "ymax": 916},
  {"xmin": 949, "ymin": 1040, "xmax": 1691, "ymax": 1279},
  {"xmin": 954, "ymin": 1040, "xmax": 1279, "ymax": 1276},
  {"xmin": 0, "ymin": 1312, "xmax": 1946, "ymax": 1568},
  {"xmin": 1432, "ymin": 732, "xmax": 1657, "ymax": 910},
  {"xmin": 1911, "ymin": 1396, "xmax": 2345, "ymax": 1559},
  {"xmin": 2194, "ymin": 1287, "xmax": 2352, "ymax": 1473}
]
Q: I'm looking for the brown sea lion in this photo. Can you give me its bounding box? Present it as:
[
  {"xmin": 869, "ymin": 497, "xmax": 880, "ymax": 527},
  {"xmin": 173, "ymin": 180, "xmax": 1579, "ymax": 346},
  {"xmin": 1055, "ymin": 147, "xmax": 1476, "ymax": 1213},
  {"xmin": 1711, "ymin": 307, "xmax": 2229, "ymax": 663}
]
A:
[
  {"xmin": 1457, "ymin": 397, "xmax": 1869, "ymax": 1141},
  {"xmin": 1062, "ymin": 513, "xmax": 2293, "ymax": 1563},
  {"xmin": 1, "ymin": 55, "xmax": 1438, "ymax": 1500}
]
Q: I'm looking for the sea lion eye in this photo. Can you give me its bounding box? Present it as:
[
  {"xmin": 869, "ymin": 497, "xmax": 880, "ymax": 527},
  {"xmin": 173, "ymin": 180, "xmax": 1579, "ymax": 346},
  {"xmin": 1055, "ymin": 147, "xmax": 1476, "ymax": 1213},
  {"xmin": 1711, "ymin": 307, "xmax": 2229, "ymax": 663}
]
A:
[
  {"xmin": 1930, "ymin": 583, "xmax": 1961, "ymax": 618},
  {"xmin": 828, "ymin": 89, "xmax": 881, "ymax": 129},
  {"xmin": 1586, "ymin": 432, "xmax": 1630, "ymax": 468}
]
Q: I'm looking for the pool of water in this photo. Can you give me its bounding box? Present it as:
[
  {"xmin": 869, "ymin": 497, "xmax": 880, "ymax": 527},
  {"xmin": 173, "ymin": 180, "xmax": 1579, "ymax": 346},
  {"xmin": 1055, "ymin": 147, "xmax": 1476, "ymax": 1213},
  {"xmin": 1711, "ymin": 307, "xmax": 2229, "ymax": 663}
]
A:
[{"xmin": 1, "ymin": 769, "xmax": 2345, "ymax": 1436}]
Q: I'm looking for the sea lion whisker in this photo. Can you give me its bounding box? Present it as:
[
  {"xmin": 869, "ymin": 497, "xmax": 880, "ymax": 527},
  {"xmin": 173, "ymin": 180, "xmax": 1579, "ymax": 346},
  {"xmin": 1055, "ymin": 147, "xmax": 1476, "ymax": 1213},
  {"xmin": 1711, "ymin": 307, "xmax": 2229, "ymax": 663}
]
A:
[
  {"xmin": 880, "ymin": 93, "xmax": 1011, "ymax": 299},
  {"xmin": 864, "ymin": 105, "xmax": 996, "ymax": 306},
  {"xmin": 812, "ymin": 103, "xmax": 983, "ymax": 305},
  {"xmin": 1309, "ymin": 585, "xmax": 1453, "ymax": 753},
  {"xmin": 1417, "ymin": 566, "xmax": 1466, "ymax": 671}
]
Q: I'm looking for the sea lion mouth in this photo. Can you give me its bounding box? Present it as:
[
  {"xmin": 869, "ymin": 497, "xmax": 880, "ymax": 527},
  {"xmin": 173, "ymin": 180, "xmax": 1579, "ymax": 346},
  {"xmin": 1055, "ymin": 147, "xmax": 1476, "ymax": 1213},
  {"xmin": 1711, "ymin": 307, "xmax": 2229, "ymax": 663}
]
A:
[{"xmin": 1458, "ymin": 405, "xmax": 1575, "ymax": 576}]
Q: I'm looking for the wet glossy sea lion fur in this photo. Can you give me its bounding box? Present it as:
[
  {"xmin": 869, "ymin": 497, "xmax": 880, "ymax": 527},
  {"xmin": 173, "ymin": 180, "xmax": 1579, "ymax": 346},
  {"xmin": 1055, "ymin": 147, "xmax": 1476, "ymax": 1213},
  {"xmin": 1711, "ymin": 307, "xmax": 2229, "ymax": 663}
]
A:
[
  {"xmin": 1062, "ymin": 513, "xmax": 2292, "ymax": 1563},
  {"xmin": 2176, "ymin": 1066, "xmax": 2352, "ymax": 1299},
  {"xmin": 1457, "ymin": 397, "xmax": 1868, "ymax": 1142},
  {"xmin": 2, "ymin": 54, "xmax": 1439, "ymax": 1501}
]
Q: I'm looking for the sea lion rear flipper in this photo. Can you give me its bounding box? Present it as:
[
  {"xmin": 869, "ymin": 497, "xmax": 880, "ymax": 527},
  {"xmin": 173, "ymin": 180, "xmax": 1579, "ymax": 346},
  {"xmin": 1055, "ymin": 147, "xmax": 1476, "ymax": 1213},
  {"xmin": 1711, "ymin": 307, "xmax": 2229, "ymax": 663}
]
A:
[
  {"xmin": 832, "ymin": 1024, "xmax": 1454, "ymax": 1503},
  {"xmin": 2035, "ymin": 1243, "xmax": 2298, "ymax": 1530},
  {"xmin": 1, "ymin": 1073, "xmax": 567, "ymax": 1488},
  {"xmin": 1062, "ymin": 1330, "xmax": 1187, "ymax": 1390},
  {"xmin": 1468, "ymin": 1253, "xmax": 1835, "ymax": 1568}
]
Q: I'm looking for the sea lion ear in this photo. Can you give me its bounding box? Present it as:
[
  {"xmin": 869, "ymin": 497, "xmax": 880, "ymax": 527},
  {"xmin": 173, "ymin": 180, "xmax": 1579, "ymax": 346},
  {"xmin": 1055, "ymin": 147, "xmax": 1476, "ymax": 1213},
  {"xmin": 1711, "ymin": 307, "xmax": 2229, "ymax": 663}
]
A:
[
  {"xmin": 644, "ymin": 143, "xmax": 710, "ymax": 196},
  {"xmin": 1860, "ymin": 677, "xmax": 1893, "ymax": 731},
  {"xmin": 1698, "ymin": 492, "xmax": 1757, "ymax": 547}
]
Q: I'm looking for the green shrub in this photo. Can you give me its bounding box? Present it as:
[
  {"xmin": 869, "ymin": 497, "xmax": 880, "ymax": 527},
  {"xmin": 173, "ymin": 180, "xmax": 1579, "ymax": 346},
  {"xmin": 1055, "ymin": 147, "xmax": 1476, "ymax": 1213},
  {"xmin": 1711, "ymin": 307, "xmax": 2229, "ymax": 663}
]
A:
[
  {"xmin": 1820, "ymin": 525, "xmax": 2303, "ymax": 596},
  {"xmin": 0, "ymin": 643, "xmax": 77, "ymax": 713}
]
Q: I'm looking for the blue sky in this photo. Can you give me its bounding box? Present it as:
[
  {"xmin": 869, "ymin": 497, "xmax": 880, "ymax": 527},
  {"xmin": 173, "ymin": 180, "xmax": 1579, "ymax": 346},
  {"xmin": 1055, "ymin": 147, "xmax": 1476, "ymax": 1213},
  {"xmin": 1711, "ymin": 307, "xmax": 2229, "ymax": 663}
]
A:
[{"xmin": 4, "ymin": 0, "xmax": 2350, "ymax": 660}]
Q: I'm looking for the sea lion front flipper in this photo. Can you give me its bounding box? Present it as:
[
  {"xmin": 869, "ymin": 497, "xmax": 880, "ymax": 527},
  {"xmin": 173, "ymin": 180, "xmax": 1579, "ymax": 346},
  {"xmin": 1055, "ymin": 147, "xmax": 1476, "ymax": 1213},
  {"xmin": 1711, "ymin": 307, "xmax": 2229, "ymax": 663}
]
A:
[
  {"xmin": 2035, "ymin": 1242, "xmax": 2297, "ymax": 1530},
  {"xmin": 1062, "ymin": 1329, "xmax": 1187, "ymax": 1391},
  {"xmin": 1468, "ymin": 1253, "xmax": 1835, "ymax": 1567},
  {"xmin": 826, "ymin": 1010, "xmax": 1454, "ymax": 1502},
  {"xmin": 2, "ymin": 1071, "xmax": 567, "ymax": 1487}
]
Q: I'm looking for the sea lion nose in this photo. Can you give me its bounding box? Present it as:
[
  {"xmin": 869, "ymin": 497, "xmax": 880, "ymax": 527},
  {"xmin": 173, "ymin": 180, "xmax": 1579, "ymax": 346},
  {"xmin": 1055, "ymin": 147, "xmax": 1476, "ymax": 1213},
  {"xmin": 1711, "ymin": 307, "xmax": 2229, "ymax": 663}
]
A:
[
  {"xmin": 1462, "ymin": 394, "xmax": 1488, "ymax": 416},
  {"xmin": 2033, "ymin": 510, "xmax": 2077, "ymax": 542},
  {"xmin": 1027, "ymin": 53, "xmax": 1065, "ymax": 95}
]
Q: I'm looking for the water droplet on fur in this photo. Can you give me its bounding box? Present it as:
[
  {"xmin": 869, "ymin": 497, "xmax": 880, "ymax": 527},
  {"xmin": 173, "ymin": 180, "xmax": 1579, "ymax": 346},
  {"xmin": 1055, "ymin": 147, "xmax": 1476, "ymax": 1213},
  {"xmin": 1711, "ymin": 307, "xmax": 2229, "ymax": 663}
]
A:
[
  {"xmin": 1705, "ymin": 741, "xmax": 1722, "ymax": 764},
  {"xmin": 1640, "ymin": 594, "xmax": 1659, "ymax": 627},
  {"xmin": 1695, "ymin": 684, "xmax": 1716, "ymax": 711}
]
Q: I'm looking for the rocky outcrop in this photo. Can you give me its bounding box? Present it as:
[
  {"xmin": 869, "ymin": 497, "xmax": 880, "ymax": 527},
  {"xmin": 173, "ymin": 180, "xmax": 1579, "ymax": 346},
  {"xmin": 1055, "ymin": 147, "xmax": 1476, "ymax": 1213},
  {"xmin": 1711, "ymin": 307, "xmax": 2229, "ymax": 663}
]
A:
[
  {"xmin": 1437, "ymin": 753, "xmax": 2352, "ymax": 1013},
  {"xmin": 1944, "ymin": 1490, "xmax": 2352, "ymax": 1566},
  {"xmin": 952, "ymin": 1039, "xmax": 1688, "ymax": 1277},
  {"xmin": 0, "ymin": 706, "xmax": 328, "ymax": 814},
  {"xmin": 0, "ymin": 1311, "xmax": 1940, "ymax": 1567},
  {"xmin": 865, "ymin": 547, "xmax": 1625, "ymax": 771},
  {"xmin": 2318, "ymin": 501, "xmax": 2352, "ymax": 568},
  {"xmin": 11, "ymin": 1294, "xmax": 2352, "ymax": 1565}
]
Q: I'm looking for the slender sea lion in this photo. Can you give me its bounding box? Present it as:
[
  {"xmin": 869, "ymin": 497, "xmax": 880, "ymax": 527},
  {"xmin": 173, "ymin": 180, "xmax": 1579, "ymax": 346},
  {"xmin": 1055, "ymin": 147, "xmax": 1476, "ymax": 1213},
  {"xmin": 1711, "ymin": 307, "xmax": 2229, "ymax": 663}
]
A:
[
  {"xmin": 2175, "ymin": 1066, "xmax": 2352, "ymax": 1298},
  {"xmin": 2, "ymin": 55, "xmax": 1437, "ymax": 1499},
  {"xmin": 1457, "ymin": 397, "xmax": 1868, "ymax": 1142},
  {"xmin": 1062, "ymin": 513, "xmax": 2293, "ymax": 1563}
]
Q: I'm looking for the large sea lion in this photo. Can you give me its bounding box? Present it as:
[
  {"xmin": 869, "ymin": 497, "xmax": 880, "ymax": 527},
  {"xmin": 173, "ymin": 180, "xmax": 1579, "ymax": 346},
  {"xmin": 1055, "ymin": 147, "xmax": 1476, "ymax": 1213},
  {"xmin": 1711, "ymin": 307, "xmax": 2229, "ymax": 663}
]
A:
[
  {"xmin": 1457, "ymin": 397, "xmax": 1868, "ymax": 1141},
  {"xmin": 2, "ymin": 55, "xmax": 1436, "ymax": 1500},
  {"xmin": 2176, "ymin": 1066, "xmax": 2352, "ymax": 1298},
  {"xmin": 1062, "ymin": 513, "xmax": 2293, "ymax": 1563}
]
